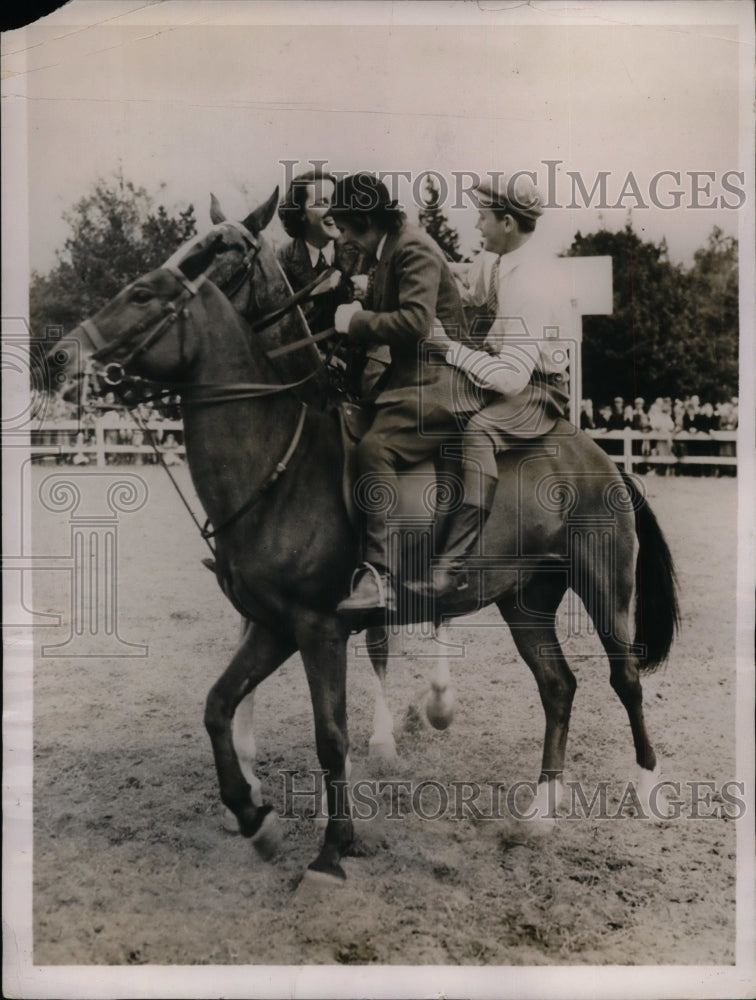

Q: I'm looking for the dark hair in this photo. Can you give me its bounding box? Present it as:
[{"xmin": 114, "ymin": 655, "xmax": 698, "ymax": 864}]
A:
[
  {"xmin": 329, "ymin": 173, "xmax": 406, "ymax": 234},
  {"xmin": 490, "ymin": 205, "xmax": 537, "ymax": 234},
  {"xmin": 278, "ymin": 169, "xmax": 336, "ymax": 238}
]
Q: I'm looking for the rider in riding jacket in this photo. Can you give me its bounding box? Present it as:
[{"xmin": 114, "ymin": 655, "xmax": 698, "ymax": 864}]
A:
[{"xmin": 330, "ymin": 173, "xmax": 481, "ymax": 614}]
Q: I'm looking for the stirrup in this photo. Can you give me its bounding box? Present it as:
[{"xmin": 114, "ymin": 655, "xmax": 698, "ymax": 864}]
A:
[{"xmin": 349, "ymin": 561, "xmax": 390, "ymax": 607}]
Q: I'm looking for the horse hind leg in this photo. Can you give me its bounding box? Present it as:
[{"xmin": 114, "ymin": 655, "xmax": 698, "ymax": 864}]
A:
[
  {"xmin": 205, "ymin": 619, "xmax": 295, "ymax": 858},
  {"xmin": 497, "ymin": 574, "xmax": 575, "ymax": 831},
  {"xmin": 572, "ymin": 537, "xmax": 669, "ymax": 818},
  {"xmin": 365, "ymin": 625, "xmax": 398, "ymax": 761}
]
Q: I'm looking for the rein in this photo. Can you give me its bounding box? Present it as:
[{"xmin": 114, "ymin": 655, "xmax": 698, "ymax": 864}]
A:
[{"xmin": 87, "ymin": 254, "xmax": 336, "ymax": 555}]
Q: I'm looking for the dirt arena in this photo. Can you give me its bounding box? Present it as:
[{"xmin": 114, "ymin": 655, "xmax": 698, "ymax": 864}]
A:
[{"xmin": 30, "ymin": 465, "xmax": 739, "ymax": 967}]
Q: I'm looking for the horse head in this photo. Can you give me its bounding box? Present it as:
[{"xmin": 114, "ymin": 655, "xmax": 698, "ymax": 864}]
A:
[
  {"xmin": 55, "ymin": 231, "xmax": 269, "ymax": 395},
  {"xmin": 202, "ymin": 192, "xmax": 329, "ymax": 405}
]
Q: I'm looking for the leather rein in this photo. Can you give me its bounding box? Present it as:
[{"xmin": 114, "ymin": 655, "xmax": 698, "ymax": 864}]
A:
[{"xmin": 85, "ymin": 235, "xmax": 339, "ymax": 550}]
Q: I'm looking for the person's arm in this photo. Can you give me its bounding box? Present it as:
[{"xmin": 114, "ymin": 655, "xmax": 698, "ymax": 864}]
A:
[
  {"xmin": 443, "ymin": 338, "xmax": 539, "ymax": 396},
  {"xmin": 344, "ymin": 238, "xmax": 442, "ymax": 349}
]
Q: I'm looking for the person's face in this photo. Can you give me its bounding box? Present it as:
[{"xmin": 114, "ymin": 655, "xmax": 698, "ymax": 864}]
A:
[
  {"xmin": 475, "ymin": 207, "xmax": 515, "ymax": 255},
  {"xmin": 334, "ymin": 218, "xmax": 382, "ymax": 257},
  {"xmin": 302, "ymin": 180, "xmax": 339, "ymax": 246}
]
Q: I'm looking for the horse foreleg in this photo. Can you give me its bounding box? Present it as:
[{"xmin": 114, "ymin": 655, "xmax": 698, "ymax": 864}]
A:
[
  {"xmin": 366, "ymin": 626, "xmax": 397, "ymax": 761},
  {"xmin": 220, "ymin": 690, "xmax": 263, "ymax": 832},
  {"xmin": 296, "ymin": 611, "xmax": 354, "ymax": 885},
  {"xmin": 205, "ymin": 619, "xmax": 295, "ymax": 857}
]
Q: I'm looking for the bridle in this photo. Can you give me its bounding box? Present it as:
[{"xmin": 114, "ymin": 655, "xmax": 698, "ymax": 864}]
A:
[{"xmin": 82, "ymin": 225, "xmax": 341, "ymax": 552}]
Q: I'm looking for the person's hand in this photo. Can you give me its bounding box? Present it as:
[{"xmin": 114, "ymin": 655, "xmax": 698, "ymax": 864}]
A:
[
  {"xmin": 334, "ymin": 302, "xmax": 363, "ymax": 334},
  {"xmin": 350, "ymin": 274, "xmax": 369, "ymax": 301},
  {"xmin": 310, "ymin": 269, "xmax": 342, "ymax": 296}
]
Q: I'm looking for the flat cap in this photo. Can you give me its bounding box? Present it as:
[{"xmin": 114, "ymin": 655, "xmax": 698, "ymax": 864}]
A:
[{"xmin": 474, "ymin": 173, "xmax": 544, "ymax": 222}]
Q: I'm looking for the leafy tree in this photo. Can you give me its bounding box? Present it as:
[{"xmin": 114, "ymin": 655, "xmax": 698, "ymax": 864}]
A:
[
  {"xmin": 685, "ymin": 227, "xmax": 739, "ymax": 401},
  {"xmin": 563, "ymin": 222, "xmax": 738, "ymax": 404},
  {"xmin": 30, "ymin": 174, "xmax": 197, "ymax": 387},
  {"xmin": 417, "ymin": 173, "xmax": 462, "ymax": 262}
]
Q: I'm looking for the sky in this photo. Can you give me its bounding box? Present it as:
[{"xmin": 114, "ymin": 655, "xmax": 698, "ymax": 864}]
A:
[{"xmin": 1, "ymin": 0, "xmax": 751, "ymax": 277}]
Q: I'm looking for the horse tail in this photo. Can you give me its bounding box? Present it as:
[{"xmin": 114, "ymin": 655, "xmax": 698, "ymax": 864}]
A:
[{"xmin": 621, "ymin": 472, "xmax": 679, "ymax": 672}]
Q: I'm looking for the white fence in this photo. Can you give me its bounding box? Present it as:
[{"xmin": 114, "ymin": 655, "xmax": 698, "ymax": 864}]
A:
[
  {"xmin": 584, "ymin": 428, "xmax": 737, "ymax": 474},
  {"xmin": 30, "ymin": 419, "xmax": 186, "ymax": 466},
  {"xmin": 30, "ymin": 418, "xmax": 737, "ymax": 473}
]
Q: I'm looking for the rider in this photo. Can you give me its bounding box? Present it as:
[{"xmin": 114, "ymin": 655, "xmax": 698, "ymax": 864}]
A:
[
  {"xmin": 329, "ymin": 173, "xmax": 480, "ymax": 615},
  {"xmin": 427, "ymin": 172, "xmax": 572, "ymax": 597},
  {"xmin": 277, "ymin": 169, "xmax": 361, "ymax": 336}
]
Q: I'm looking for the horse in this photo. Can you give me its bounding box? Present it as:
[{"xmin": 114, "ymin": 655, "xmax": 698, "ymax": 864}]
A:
[{"xmin": 59, "ymin": 197, "xmax": 679, "ymax": 886}]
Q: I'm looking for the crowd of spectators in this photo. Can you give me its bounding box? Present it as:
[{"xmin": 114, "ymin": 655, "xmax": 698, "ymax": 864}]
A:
[
  {"xmin": 31, "ymin": 390, "xmax": 184, "ymax": 467},
  {"xmin": 579, "ymin": 394, "xmax": 738, "ymax": 475},
  {"xmin": 33, "ymin": 386, "xmax": 737, "ymax": 474}
]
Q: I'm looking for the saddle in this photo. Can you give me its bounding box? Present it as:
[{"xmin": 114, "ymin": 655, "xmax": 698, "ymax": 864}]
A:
[{"xmin": 337, "ymin": 401, "xmax": 461, "ymax": 550}]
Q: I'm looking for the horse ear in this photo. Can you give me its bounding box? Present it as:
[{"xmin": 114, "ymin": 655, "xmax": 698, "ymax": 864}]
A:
[
  {"xmin": 242, "ymin": 187, "xmax": 280, "ymax": 235},
  {"xmin": 209, "ymin": 193, "xmax": 226, "ymax": 224},
  {"xmin": 178, "ymin": 236, "xmax": 222, "ymax": 281}
]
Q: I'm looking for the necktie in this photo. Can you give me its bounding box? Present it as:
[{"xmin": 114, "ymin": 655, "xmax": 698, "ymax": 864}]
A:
[
  {"xmin": 316, "ymin": 250, "xmax": 327, "ymax": 272},
  {"xmin": 487, "ymin": 255, "xmax": 501, "ymax": 319},
  {"xmin": 364, "ymin": 261, "xmax": 378, "ymax": 310}
]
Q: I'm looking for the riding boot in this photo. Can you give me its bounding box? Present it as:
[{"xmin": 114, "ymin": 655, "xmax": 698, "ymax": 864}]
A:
[
  {"xmin": 429, "ymin": 474, "xmax": 498, "ymax": 598},
  {"xmin": 336, "ymin": 562, "xmax": 396, "ymax": 616}
]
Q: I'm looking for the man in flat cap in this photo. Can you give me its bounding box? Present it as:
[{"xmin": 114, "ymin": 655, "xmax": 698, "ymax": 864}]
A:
[{"xmin": 426, "ymin": 171, "xmax": 572, "ymax": 597}]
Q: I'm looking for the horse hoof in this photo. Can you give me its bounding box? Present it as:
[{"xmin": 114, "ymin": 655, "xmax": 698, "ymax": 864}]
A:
[
  {"xmin": 368, "ymin": 736, "xmax": 398, "ymax": 762},
  {"xmin": 520, "ymin": 815, "xmax": 558, "ymax": 838},
  {"xmin": 251, "ymin": 809, "xmax": 282, "ymax": 861},
  {"xmin": 425, "ymin": 685, "xmax": 455, "ymax": 730},
  {"xmin": 222, "ymin": 806, "xmax": 240, "ymax": 834},
  {"xmin": 298, "ymin": 865, "xmax": 346, "ymax": 892},
  {"xmin": 637, "ymin": 763, "xmax": 669, "ymax": 820}
]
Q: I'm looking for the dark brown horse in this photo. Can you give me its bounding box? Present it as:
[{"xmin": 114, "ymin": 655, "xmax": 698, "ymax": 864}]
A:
[{"xmin": 59, "ymin": 197, "xmax": 679, "ymax": 884}]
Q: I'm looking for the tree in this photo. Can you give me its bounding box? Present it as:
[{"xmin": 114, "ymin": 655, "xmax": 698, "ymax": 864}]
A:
[
  {"xmin": 685, "ymin": 227, "xmax": 739, "ymax": 401},
  {"xmin": 30, "ymin": 174, "xmax": 197, "ymax": 387},
  {"xmin": 563, "ymin": 222, "xmax": 738, "ymax": 404},
  {"xmin": 417, "ymin": 174, "xmax": 462, "ymax": 262}
]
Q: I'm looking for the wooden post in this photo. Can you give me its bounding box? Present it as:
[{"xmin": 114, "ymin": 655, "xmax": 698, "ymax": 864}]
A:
[{"xmin": 94, "ymin": 417, "xmax": 105, "ymax": 467}]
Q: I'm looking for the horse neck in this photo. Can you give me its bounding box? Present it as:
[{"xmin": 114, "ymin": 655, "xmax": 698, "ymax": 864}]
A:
[
  {"xmin": 230, "ymin": 250, "xmax": 329, "ymax": 407},
  {"xmin": 180, "ymin": 283, "xmax": 302, "ymax": 526}
]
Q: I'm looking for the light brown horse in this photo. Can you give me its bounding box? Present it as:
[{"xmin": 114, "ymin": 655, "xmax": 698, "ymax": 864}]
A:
[{"xmin": 59, "ymin": 199, "xmax": 679, "ymax": 885}]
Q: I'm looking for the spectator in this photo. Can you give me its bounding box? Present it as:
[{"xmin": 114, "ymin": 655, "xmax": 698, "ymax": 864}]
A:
[
  {"xmin": 629, "ymin": 396, "xmax": 651, "ymax": 473},
  {"xmin": 606, "ymin": 396, "xmax": 628, "ymax": 431},
  {"xmin": 161, "ymin": 432, "xmax": 184, "ymax": 467},
  {"xmin": 648, "ymin": 397, "xmax": 675, "ymax": 476},
  {"xmin": 594, "ymin": 404, "xmax": 612, "ymax": 432},
  {"xmin": 580, "ymin": 398, "xmax": 596, "ymax": 430}
]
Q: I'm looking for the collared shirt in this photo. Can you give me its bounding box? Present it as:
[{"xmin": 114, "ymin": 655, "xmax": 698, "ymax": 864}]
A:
[
  {"xmin": 448, "ymin": 239, "xmax": 573, "ymax": 397},
  {"xmin": 305, "ymin": 240, "xmax": 335, "ymax": 268}
]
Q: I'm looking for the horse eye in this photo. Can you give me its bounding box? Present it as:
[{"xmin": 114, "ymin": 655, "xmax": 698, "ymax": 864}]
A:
[{"xmin": 131, "ymin": 288, "xmax": 153, "ymax": 304}]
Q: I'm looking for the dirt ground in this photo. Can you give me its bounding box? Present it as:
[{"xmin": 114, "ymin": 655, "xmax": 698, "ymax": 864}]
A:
[{"xmin": 30, "ymin": 465, "xmax": 739, "ymax": 967}]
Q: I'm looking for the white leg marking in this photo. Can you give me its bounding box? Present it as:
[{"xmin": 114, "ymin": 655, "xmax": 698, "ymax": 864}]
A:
[
  {"xmin": 425, "ymin": 630, "xmax": 455, "ymax": 731},
  {"xmin": 232, "ymin": 691, "xmax": 262, "ymax": 804},
  {"xmin": 369, "ymin": 673, "xmax": 397, "ymax": 760},
  {"xmin": 637, "ymin": 762, "xmax": 670, "ymax": 820},
  {"xmin": 522, "ymin": 778, "xmax": 564, "ymax": 835}
]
